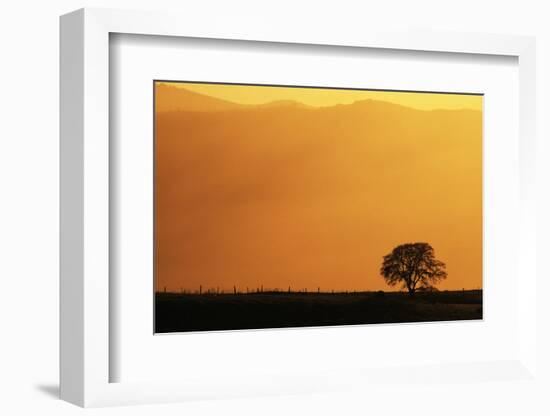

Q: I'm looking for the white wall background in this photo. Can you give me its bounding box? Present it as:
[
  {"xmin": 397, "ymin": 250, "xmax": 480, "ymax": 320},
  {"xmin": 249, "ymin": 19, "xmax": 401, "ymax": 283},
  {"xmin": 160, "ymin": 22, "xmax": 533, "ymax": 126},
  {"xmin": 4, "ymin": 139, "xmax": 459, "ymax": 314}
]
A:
[{"xmin": 1, "ymin": 1, "xmax": 549, "ymax": 415}]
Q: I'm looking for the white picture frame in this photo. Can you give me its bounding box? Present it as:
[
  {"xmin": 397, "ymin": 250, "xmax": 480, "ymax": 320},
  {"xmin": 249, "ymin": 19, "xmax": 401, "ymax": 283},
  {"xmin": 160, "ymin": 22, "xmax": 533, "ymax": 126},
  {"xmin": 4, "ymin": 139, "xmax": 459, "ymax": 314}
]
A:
[{"xmin": 60, "ymin": 7, "xmax": 537, "ymax": 408}]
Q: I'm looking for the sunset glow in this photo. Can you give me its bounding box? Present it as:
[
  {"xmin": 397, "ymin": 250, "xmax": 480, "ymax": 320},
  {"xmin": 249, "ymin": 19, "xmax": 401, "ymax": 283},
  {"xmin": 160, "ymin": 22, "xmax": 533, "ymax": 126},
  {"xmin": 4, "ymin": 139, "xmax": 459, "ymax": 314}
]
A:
[
  {"xmin": 157, "ymin": 81, "xmax": 482, "ymax": 111},
  {"xmin": 154, "ymin": 81, "xmax": 482, "ymax": 294}
]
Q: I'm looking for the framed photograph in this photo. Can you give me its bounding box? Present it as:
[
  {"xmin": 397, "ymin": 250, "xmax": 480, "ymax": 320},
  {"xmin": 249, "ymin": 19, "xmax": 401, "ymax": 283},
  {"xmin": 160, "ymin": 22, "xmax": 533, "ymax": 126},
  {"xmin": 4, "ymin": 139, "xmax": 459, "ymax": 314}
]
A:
[
  {"xmin": 60, "ymin": 8, "xmax": 538, "ymax": 408},
  {"xmin": 153, "ymin": 80, "xmax": 483, "ymax": 334}
]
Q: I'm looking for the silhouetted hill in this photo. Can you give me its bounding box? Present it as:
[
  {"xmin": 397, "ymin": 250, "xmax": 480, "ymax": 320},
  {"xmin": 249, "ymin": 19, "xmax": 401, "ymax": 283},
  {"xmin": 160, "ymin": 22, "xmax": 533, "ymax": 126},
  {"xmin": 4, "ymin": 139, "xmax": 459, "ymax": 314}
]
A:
[
  {"xmin": 256, "ymin": 100, "xmax": 313, "ymax": 110},
  {"xmin": 155, "ymin": 290, "xmax": 483, "ymax": 333},
  {"xmin": 155, "ymin": 83, "xmax": 245, "ymax": 112},
  {"xmin": 156, "ymin": 84, "xmax": 317, "ymax": 112}
]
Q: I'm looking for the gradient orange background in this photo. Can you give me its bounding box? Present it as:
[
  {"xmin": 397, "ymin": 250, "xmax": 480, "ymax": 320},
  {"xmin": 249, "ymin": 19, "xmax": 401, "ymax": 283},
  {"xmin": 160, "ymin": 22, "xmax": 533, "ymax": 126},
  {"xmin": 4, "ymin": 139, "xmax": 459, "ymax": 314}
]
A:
[{"xmin": 155, "ymin": 82, "xmax": 482, "ymax": 293}]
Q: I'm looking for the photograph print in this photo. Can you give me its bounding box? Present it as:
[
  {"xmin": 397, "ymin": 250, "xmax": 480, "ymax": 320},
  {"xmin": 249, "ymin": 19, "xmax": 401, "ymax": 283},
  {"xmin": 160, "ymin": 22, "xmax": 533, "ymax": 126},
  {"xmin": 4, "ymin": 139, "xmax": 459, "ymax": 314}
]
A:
[{"xmin": 154, "ymin": 81, "xmax": 483, "ymax": 333}]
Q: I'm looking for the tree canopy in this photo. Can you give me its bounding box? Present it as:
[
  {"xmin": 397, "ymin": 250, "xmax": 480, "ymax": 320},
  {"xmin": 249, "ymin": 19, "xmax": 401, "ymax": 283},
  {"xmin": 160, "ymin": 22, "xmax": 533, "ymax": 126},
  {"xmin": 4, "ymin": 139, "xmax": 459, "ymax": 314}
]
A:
[{"xmin": 380, "ymin": 242, "xmax": 447, "ymax": 296}]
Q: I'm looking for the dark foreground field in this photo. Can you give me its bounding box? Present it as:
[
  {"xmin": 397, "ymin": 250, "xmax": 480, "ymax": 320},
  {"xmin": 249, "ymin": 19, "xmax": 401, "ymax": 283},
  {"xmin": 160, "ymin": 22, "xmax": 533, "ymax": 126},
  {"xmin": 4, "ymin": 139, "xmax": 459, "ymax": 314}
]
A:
[{"xmin": 155, "ymin": 290, "xmax": 482, "ymax": 333}]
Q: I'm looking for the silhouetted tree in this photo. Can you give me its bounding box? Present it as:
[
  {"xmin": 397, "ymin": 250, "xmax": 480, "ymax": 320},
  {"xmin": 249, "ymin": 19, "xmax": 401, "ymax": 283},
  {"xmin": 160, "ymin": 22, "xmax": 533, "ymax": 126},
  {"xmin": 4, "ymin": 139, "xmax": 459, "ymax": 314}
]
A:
[{"xmin": 380, "ymin": 242, "xmax": 447, "ymax": 297}]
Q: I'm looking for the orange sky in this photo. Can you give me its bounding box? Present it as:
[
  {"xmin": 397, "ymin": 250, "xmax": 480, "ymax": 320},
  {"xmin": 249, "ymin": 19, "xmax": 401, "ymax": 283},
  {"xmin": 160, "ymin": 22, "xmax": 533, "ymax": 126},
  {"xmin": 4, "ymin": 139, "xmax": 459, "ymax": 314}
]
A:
[
  {"xmin": 157, "ymin": 81, "xmax": 482, "ymax": 111},
  {"xmin": 155, "ymin": 82, "xmax": 483, "ymax": 293}
]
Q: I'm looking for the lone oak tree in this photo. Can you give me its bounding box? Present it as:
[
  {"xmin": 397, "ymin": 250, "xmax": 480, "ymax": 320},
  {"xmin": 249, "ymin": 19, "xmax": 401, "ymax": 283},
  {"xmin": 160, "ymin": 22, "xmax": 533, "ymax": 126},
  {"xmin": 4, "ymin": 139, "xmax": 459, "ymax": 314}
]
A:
[{"xmin": 380, "ymin": 242, "xmax": 447, "ymax": 297}]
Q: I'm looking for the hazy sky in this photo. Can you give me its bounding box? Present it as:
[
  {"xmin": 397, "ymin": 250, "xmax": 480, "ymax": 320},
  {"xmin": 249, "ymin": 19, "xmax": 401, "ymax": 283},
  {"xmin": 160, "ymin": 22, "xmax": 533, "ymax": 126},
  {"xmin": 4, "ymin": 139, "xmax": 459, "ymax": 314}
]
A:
[
  {"xmin": 159, "ymin": 81, "xmax": 483, "ymax": 111},
  {"xmin": 155, "ymin": 82, "xmax": 482, "ymax": 293}
]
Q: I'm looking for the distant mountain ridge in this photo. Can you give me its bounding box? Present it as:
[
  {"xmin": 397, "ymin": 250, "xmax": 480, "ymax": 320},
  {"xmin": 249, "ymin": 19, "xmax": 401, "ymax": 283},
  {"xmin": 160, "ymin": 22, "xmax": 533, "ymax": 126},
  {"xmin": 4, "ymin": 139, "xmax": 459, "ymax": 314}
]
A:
[
  {"xmin": 156, "ymin": 84, "xmax": 328, "ymax": 112},
  {"xmin": 155, "ymin": 83, "xmax": 477, "ymax": 114},
  {"xmin": 155, "ymin": 84, "xmax": 244, "ymax": 112},
  {"xmin": 256, "ymin": 100, "xmax": 313, "ymax": 110}
]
